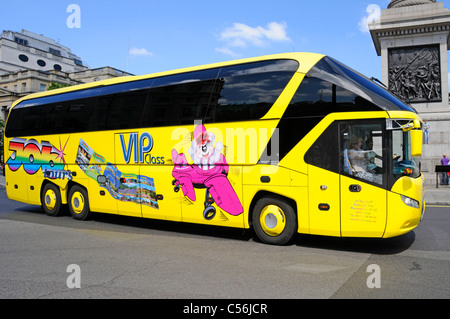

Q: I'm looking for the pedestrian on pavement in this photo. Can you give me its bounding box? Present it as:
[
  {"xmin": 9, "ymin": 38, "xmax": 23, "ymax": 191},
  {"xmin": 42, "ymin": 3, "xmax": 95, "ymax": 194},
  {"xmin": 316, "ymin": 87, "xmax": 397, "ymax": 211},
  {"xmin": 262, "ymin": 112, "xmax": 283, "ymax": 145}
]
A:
[
  {"xmin": 423, "ymin": 120, "xmax": 430, "ymax": 144},
  {"xmin": 441, "ymin": 153, "xmax": 449, "ymax": 185}
]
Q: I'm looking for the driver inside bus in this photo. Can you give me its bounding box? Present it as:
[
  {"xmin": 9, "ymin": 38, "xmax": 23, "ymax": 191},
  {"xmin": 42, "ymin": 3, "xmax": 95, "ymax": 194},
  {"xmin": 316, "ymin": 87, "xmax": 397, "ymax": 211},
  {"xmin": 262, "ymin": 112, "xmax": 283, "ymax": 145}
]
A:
[{"xmin": 347, "ymin": 135, "xmax": 382, "ymax": 184}]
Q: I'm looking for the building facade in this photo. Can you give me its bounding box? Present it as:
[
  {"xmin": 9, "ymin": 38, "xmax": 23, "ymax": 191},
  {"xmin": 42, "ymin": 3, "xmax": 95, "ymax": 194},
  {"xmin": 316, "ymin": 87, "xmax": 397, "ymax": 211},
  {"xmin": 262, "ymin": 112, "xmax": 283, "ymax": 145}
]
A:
[
  {"xmin": 0, "ymin": 29, "xmax": 132, "ymax": 121},
  {"xmin": 0, "ymin": 29, "xmax": 88, "ymax": 75}
]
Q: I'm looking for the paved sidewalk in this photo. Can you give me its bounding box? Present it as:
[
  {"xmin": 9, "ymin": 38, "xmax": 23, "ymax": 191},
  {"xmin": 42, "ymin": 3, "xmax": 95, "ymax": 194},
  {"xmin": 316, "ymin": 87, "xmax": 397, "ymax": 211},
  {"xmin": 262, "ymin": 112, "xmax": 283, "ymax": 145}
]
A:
[
  {"xmin": 1, "ymin": 174, "xmax": 448, "ymax": 206},
  {"xmin": 424, "ymin": 185, "xmax": 450, "ymax": 206}
]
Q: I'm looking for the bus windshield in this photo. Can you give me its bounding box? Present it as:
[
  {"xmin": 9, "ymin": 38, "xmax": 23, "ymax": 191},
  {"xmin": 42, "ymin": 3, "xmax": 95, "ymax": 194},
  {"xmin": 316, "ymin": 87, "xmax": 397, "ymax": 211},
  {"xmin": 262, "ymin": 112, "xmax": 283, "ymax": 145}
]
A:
[{"xmin": 392, "ymin": 129, "xmax": 421, "ymax": 181}]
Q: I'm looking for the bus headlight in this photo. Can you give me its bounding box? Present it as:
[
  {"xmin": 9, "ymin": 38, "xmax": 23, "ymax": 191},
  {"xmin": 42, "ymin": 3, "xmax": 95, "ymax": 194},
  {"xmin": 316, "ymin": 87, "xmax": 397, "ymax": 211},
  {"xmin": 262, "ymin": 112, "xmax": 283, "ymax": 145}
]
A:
[{"xmin": 401, "ymin": 195, "xmax": 419, "ymax": 209}]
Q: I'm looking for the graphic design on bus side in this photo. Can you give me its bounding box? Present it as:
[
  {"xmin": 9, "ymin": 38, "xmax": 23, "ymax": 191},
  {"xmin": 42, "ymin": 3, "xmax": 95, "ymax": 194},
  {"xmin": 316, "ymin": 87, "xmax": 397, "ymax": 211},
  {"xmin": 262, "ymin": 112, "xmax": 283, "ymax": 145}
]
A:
[
  {"xmin": 171, "ymin": 124, "xmax": 243, "ymax": 219},
  {"xmin": 76, "ymin": 139, "xmax": 159, "ymax": 209},
  {"xmin": 7, "ymin": 137, "xmax": 72, "ymax": 180}
]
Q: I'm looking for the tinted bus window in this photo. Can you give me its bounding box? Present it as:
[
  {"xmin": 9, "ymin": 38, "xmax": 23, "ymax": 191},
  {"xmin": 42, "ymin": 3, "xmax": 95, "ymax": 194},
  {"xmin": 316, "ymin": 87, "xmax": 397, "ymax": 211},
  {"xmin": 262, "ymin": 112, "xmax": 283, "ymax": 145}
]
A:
[
  {"xmin": 285, "ymin": 77, "xmax": 379, "ymax": 119},
  {"xmin": 143, "ymin": 79, "xmax": 217, "ymax": 127},
  {"xmin": 206, "ymin": 60, "xmax": 299, "ymax": 123},
  {"xmin": 210, "ymin": 73, "xmax": 293, "ymax": 122},
  {"xmin": 62, "ymin": 97, "xmax": 98, "ymax": 133},
  {"xmin": 141, "ymin": 69, "xmax": 220, "ymax": 127},
  {"xmin": 304, "ymin": 121, "xmax": 339, "ymax": 173},
  {"xmin": 218, "ymin": 59, "xmax": 299, "ymax": 77},
  {"xmin": 6, "ymin": 105, "xmax": 42, "ymax": 137},
  {"xmin": 40, "ymin": 103, "xmax": 68, "ymax": 135},
  {"xmin": 151, "ymin": 68, "xmax": 220, "ymax": 88},
  {"xmin": 98, "ymin": 89, "xmax": 149, "ymax": 130},
  {"xmin": 308, "ymin": 56, "xmax": 415, "ymax": 113},
  {"xmin": 5, "ymin": 87, "xmax": 104, "ymax": 137}
]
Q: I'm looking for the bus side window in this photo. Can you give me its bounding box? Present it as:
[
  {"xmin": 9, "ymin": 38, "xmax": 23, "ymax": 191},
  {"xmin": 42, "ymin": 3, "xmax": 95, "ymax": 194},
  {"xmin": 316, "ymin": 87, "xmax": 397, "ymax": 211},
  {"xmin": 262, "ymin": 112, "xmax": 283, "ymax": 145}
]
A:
[
  {"xmin": 210, "ymin": 72, "xmax": 294, "ymax": 123},
  {"xmin": 205, "ymin": 60, "xmax": 298, "ymax": 124},
  {"xmin": 141, "ymin": 69, "xmax": 219, "ymax": 128},
  {"xmin": 304, "ymin": 122, "xmax": 339, "ymax": 173},
  {"xmin": 285, "ymin": 76, "xmax": 379, "ymax": 119},
  {"xmin": 104, "ymin": 89, "xmax": 149, "ymax": 130},
  {"xmin": 143, "ymin": 79, "xmax": 216, "ymax": 127},
  {"xmin": 40, "ymin": 103, "xmax": 66, "ymax": 135},
  {"xmin": 63, "ymin": 98, "xmax": 97, "ymax": 133}
]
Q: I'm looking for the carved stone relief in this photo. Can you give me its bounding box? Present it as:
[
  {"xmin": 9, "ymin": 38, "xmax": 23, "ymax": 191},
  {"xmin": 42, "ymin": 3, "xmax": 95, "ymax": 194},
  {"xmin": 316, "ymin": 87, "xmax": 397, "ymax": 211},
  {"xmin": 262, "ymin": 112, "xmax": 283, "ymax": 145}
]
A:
[{"xmin": 388, "ymin": 45, "xmax": 441, "ymax": 103}]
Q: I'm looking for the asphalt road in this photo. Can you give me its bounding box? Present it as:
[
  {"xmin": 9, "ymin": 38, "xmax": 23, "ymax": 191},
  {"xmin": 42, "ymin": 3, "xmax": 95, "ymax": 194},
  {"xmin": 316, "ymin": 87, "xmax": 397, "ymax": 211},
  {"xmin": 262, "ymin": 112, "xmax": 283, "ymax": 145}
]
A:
[{"xmin": 0, "ymin": 183, "xmax": 449, "ymax": 301}]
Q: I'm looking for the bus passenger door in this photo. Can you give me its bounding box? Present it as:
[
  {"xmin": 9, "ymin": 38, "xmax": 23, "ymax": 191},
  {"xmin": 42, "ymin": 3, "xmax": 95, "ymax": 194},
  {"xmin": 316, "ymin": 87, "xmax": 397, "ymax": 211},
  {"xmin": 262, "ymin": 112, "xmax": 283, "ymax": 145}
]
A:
[{"xmin": 339, "ymin": 120, "xmax": 387, "ymax": 238}]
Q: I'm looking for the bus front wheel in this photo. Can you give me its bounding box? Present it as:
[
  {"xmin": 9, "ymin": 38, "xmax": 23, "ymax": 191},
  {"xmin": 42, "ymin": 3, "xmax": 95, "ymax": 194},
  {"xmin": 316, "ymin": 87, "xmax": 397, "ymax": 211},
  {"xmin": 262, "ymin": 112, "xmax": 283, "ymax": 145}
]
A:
[
  {"xmin": 252, "ymin": 196, "xmax": 297, "ymax": 245},
  {"xmin": 68, "ymin": 185, "xmax": 91, "ymax": 220},
  {"xmin": 41, "ymin": 183, "xmax": 62, "ymax": 216}
]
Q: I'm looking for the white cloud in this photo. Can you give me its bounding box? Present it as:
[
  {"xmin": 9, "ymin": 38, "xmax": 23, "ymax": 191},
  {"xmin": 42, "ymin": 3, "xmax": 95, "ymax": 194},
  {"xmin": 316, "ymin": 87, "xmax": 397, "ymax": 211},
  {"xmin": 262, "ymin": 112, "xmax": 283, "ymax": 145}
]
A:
[
  {"xmin": 219, "ymin": 21, "xmax": 291, "ymax": 48},
  {"xmin": 215, "ymin": 47, "xmax": 241, "ymax": 57},
  {"xmin": 359, "ymin": 4, "xmax": 381, "ymax": 33},
  {"xmin": 129, "ymin": 47, "xmax": 154, "ymax": 57}
]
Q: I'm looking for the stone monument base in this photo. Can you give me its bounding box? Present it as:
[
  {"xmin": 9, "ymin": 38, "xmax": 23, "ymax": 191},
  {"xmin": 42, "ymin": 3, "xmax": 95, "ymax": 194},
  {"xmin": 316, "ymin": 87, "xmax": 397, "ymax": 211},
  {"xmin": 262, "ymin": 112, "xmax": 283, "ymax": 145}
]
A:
[
  {"xmin": 369, "ymin": 0, "xmax": 450, "ymax": 187},
  {"xmin": 420, "ymin": 113, "xmax": 450, "ymax": 186}
]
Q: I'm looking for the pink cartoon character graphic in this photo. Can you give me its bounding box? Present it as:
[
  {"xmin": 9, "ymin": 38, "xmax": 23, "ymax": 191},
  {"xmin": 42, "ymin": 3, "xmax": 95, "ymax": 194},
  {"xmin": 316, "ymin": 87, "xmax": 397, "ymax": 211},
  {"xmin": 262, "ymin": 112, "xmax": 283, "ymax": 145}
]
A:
[{"xmin": 171, "ymin": 124, "xmax": 243, "ymax": 220}]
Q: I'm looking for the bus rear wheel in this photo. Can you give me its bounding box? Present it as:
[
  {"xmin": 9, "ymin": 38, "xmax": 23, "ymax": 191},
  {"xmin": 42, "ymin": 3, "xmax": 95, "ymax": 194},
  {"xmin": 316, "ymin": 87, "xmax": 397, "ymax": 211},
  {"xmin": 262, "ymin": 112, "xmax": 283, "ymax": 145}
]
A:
[
  {"xmin": 68, "ymin": 185, "xmax": 91, "ymax": 220},
  {"xmin": 252, "ymin": 196, "xmax": 297, "ymax": 245},
  {"xmin": 42, "ymin": 183, "xmax": 62, "ymax": 216}
]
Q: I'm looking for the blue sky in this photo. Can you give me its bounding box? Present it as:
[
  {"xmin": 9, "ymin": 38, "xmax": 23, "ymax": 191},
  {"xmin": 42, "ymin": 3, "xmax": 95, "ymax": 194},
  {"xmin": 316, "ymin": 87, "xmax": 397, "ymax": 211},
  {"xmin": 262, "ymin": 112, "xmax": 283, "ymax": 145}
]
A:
[{"xmin": 1, "ymin": 0, "xmax": 446, "ymax": 84}]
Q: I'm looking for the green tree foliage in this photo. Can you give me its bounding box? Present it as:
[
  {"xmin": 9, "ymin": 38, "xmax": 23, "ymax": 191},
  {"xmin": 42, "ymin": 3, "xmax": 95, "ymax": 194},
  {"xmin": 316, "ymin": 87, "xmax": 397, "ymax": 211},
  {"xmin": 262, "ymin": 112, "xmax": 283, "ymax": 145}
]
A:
[{"xmin": 47, "ymin": 82, "xmax": 71, "ymax": 90}]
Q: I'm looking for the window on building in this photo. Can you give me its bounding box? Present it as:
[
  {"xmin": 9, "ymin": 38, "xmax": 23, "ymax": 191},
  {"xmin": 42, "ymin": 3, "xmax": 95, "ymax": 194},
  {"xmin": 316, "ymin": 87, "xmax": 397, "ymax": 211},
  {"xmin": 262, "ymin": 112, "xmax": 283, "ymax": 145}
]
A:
[
  {"xmin": 14, "ymin": 37, "xmax": 28, "ymax": 46},
  {"xmin": 18, "ymin": 54, "xmax": 29, "ymax": 62},
  {"xmin": 40, "ymin": 84, "xmax": 47, "ymax": 92},
  {"xmin": 49, "ymin": 48, "xmax": 61, "ymax": 56},
  {"xmin": 37, "ymin": 60, "xmax": 46, "ymax": 67}
]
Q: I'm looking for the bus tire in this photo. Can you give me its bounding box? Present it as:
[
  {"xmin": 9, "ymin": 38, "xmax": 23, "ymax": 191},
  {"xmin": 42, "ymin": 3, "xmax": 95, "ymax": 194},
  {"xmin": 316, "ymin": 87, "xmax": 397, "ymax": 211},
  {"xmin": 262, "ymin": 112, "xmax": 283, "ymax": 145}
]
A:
[
  {"xmin": 68, "ymin": 185, "xmax": 91, "ymax": 220},
  {"xmin": 252, "ymin": 196, "xmax": 297, "ymax": 245},
  {"xmin": 41, "ymin": 183, "xmax": 62, "ymax": 217}
]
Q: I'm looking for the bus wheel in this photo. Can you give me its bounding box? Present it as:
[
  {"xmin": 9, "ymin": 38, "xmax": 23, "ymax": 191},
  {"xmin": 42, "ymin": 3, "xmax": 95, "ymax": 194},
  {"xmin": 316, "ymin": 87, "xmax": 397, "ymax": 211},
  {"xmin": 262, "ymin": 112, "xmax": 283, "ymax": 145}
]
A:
[
  {"xmin": 42, "ymin": 183, "xmax": 62, "ymax": 216},
  {"xmin": 68, "ymin": 185, "xmax": 91, "ymax": 220},
  {"xmin": 252, "ymin": 196, "xmax": 297, "ymax": 245}
]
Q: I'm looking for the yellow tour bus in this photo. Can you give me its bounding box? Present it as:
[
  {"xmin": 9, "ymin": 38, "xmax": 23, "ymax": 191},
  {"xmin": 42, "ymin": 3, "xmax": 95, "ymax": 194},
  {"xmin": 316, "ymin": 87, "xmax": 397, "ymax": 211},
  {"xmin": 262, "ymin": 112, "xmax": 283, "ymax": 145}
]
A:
[{"xmin": 3, "ymin": 52, "xmax": 425, "ymax": 245}]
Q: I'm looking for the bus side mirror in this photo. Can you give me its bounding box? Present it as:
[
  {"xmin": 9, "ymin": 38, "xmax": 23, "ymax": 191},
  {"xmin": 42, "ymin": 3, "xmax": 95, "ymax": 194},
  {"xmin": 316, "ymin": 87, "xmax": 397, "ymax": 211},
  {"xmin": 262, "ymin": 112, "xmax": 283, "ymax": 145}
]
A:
[{"xmin": 411, "ymin": 129, "xmax": 423, "ymax": 157}]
